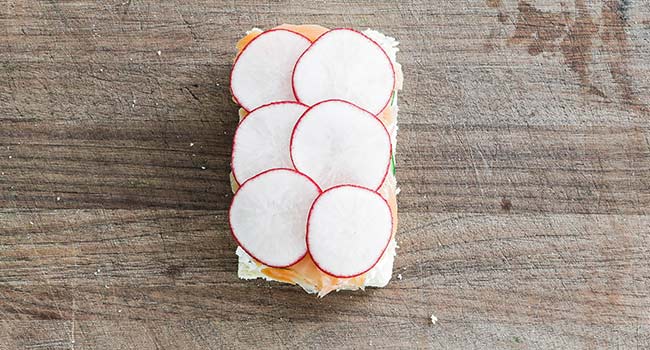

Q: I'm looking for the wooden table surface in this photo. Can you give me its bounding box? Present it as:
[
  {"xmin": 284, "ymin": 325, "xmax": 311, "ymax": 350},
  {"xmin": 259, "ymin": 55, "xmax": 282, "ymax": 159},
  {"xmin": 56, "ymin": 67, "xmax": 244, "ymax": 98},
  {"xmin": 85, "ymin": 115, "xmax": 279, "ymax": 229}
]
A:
[{"xmin": 1, "ymin": 0, "xmax": 649, "ymax": 349}]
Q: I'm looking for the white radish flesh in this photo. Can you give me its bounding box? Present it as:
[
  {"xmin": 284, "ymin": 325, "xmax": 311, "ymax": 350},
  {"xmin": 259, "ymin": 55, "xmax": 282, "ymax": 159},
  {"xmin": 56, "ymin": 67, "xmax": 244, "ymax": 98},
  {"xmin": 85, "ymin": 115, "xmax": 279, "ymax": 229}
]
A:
[
  {"xmin": 229, "ymin": 168, "xmax": 321, "ymax": 267},
  {"xmin": 307, "ymin": 185, "xmax": 393, "ymax": 278},
  {"xmin": 290, "ymin": 99, "xmax": 391, "ymax": 190},
  {"xmin": 292, "ymin": 28, "xmax": 395, "ymax": 115},
  {"xmin": 231, "ymin": 29, "xmax": 311, "ymax": 111},
  {"xmin": 231, "ymin": 101, "xmax": 308, "ymax": 184}
]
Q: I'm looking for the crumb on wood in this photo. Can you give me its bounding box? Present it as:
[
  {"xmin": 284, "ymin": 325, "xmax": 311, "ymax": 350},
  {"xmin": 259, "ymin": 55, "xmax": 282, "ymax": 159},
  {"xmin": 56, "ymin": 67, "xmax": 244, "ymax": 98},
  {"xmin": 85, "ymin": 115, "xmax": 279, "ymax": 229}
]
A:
[
  {"xmin": 430, "ymin": 314, "xmax": 438, "ymax": 325},
  {"xmin": 157, "ymin": 50, "xmax": 161, "ymax": 56},
  {"xmin": 190, "ymin": 142, "xmax": 194, "ymax": 147},
  {"xmin": 56, "ymin": 196, "xmax": 61, "ymax": 201},
  {"xmin": 397, "ymin": 273, "xmax": 403, "ymax": 280},
  {"xmin": 201, "ymin": 166, "xmax": 206, "ymax": 170}
]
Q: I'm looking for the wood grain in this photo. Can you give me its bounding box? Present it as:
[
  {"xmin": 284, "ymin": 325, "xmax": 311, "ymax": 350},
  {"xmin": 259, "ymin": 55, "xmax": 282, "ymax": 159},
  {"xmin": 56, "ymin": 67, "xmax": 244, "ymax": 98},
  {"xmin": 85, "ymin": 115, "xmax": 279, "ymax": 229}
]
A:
[
  {"xmin": 1, "ymin": 0, "xmax": 649, "ymax": 348},
  {"xmin": 1, "ymin": 209, "xmax": 649, "ymax": 348}
]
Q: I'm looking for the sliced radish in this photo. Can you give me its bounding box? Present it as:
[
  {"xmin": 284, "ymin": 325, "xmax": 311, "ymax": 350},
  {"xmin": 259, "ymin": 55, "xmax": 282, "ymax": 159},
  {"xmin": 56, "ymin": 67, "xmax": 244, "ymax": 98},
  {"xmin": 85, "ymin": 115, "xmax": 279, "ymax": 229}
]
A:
[
  {"xmin": 290, "ymin": 99, "xmax": 391, "ymax": 190},
  {"xmin": 229, "ymin": 168, "xmax": 321, "ymax": 268},
  {"xmin": 231, "ymin": 101, "xmax": 308, "ymax": 184},
  {"xmin": 307, "ymin": 185, "xmax": 393, "ymax": 278},
  {"xmin": 292, "ymin": 28, "xmax": 395, "ymax": 115},
  {"xmin": 231, "ymin": 29, "xmax": 311, "ymax": 111}
]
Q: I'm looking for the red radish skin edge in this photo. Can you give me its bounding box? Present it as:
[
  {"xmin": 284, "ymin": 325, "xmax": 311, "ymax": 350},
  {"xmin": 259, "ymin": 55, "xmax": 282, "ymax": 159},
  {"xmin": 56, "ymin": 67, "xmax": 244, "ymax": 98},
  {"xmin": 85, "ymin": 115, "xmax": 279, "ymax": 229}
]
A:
[
  {"xmin": 305, "ymin": 184, "xmax": 394, "ymax": 278},
  {"xmin": 291, "ymin": 28, "xmax": 397, "ymax": 116},
  {"xmin": 228, "ymin": 167, "xmax": 322, "ymax": 268},
  {"xmin": 288, "ymin": 99, "xmax": 393, "ymax": 191},
  {"xmin": 230, "ymin": 28, "xmax": 312, "ymax": 113},
  {"xmin": 230, "ymin": 101, "xmax": 309, "ymax": 186}
]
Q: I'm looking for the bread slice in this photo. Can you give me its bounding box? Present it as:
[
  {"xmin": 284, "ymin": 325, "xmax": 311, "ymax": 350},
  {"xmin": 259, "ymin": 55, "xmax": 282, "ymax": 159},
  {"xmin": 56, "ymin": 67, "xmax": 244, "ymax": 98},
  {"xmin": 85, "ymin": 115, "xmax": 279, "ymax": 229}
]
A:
[{"xmin": 230, "ymin": 26, "xmax": 402, "ymax": 296}]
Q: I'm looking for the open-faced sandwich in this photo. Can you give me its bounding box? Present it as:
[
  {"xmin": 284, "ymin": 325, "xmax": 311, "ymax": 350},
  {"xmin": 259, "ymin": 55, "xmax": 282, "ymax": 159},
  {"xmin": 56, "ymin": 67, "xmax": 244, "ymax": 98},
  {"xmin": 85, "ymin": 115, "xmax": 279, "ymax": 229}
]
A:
[{"xmin": 229, "ymin": 24, "xmax": 402, "ymax": 297}]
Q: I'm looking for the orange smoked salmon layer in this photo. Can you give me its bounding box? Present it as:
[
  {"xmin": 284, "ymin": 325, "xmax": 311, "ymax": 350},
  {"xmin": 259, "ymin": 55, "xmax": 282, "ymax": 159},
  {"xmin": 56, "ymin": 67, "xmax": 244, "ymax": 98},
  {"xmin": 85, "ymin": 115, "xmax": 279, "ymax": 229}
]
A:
[{"xmin": 231, "ymin": 24, "xmax": 399, "ymax": 294}]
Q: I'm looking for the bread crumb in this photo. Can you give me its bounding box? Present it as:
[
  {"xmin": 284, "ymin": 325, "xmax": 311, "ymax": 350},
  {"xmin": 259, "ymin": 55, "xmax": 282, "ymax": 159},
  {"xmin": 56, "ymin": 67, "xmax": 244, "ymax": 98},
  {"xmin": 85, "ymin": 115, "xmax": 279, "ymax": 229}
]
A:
[
  {"xmin": 56, "ymin": 196, "xmax": 61, "ymax": 201},
  {"xmin": 8, "ymin": 156, "xmax": 12, "ymax": 159},
  {"xmin": 430, "ymin": 314, "xmax": 438, "ymax": 325},
  {"xmin": 201, "ymin": 166, "xmax": 206, "ymax": 170},
  {"xmin": 397, "ymin": 273, "xmax": 403, "ymax": 280},
  {"xmin": 157, "ymin": 50, "xmax": 162, "ymax": 56},
  {"xmin": 190, "ymin": 143, "xmax": 194, "ymax": 147}
]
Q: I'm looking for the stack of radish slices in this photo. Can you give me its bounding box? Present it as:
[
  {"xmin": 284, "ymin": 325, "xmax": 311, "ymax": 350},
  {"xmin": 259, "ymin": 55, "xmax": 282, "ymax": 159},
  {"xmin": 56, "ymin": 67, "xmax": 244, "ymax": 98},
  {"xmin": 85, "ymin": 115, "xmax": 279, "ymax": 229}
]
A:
[{"xmin": 230, "ymin": 27, "xmax": 396, "ymax": 280}]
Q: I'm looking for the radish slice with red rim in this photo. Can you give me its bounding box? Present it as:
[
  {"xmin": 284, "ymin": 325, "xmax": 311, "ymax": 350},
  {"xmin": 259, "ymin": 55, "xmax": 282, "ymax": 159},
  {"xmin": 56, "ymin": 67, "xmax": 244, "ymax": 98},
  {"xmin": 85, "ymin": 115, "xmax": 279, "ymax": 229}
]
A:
[
  {"xmin": 229, "ymin": 168, "xmax": 321, "ymax": 268},
  {"xmin": 292, "ymin": 28, "xmax": 395, "ymax": 115},
  {"xmin": 231, "ymin": 101, "xmax": 308, "ymax": 184},
  {"xmin": 307, "ymin": 185, "xmax": 393, "ymax": 278},
  {"xmin": 290, "ymin": 99, "xmax": 391, "ymax": 190},
  {"xmin": 231, "ymin": 29, "xmax": 311, "ymax": 111}
]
